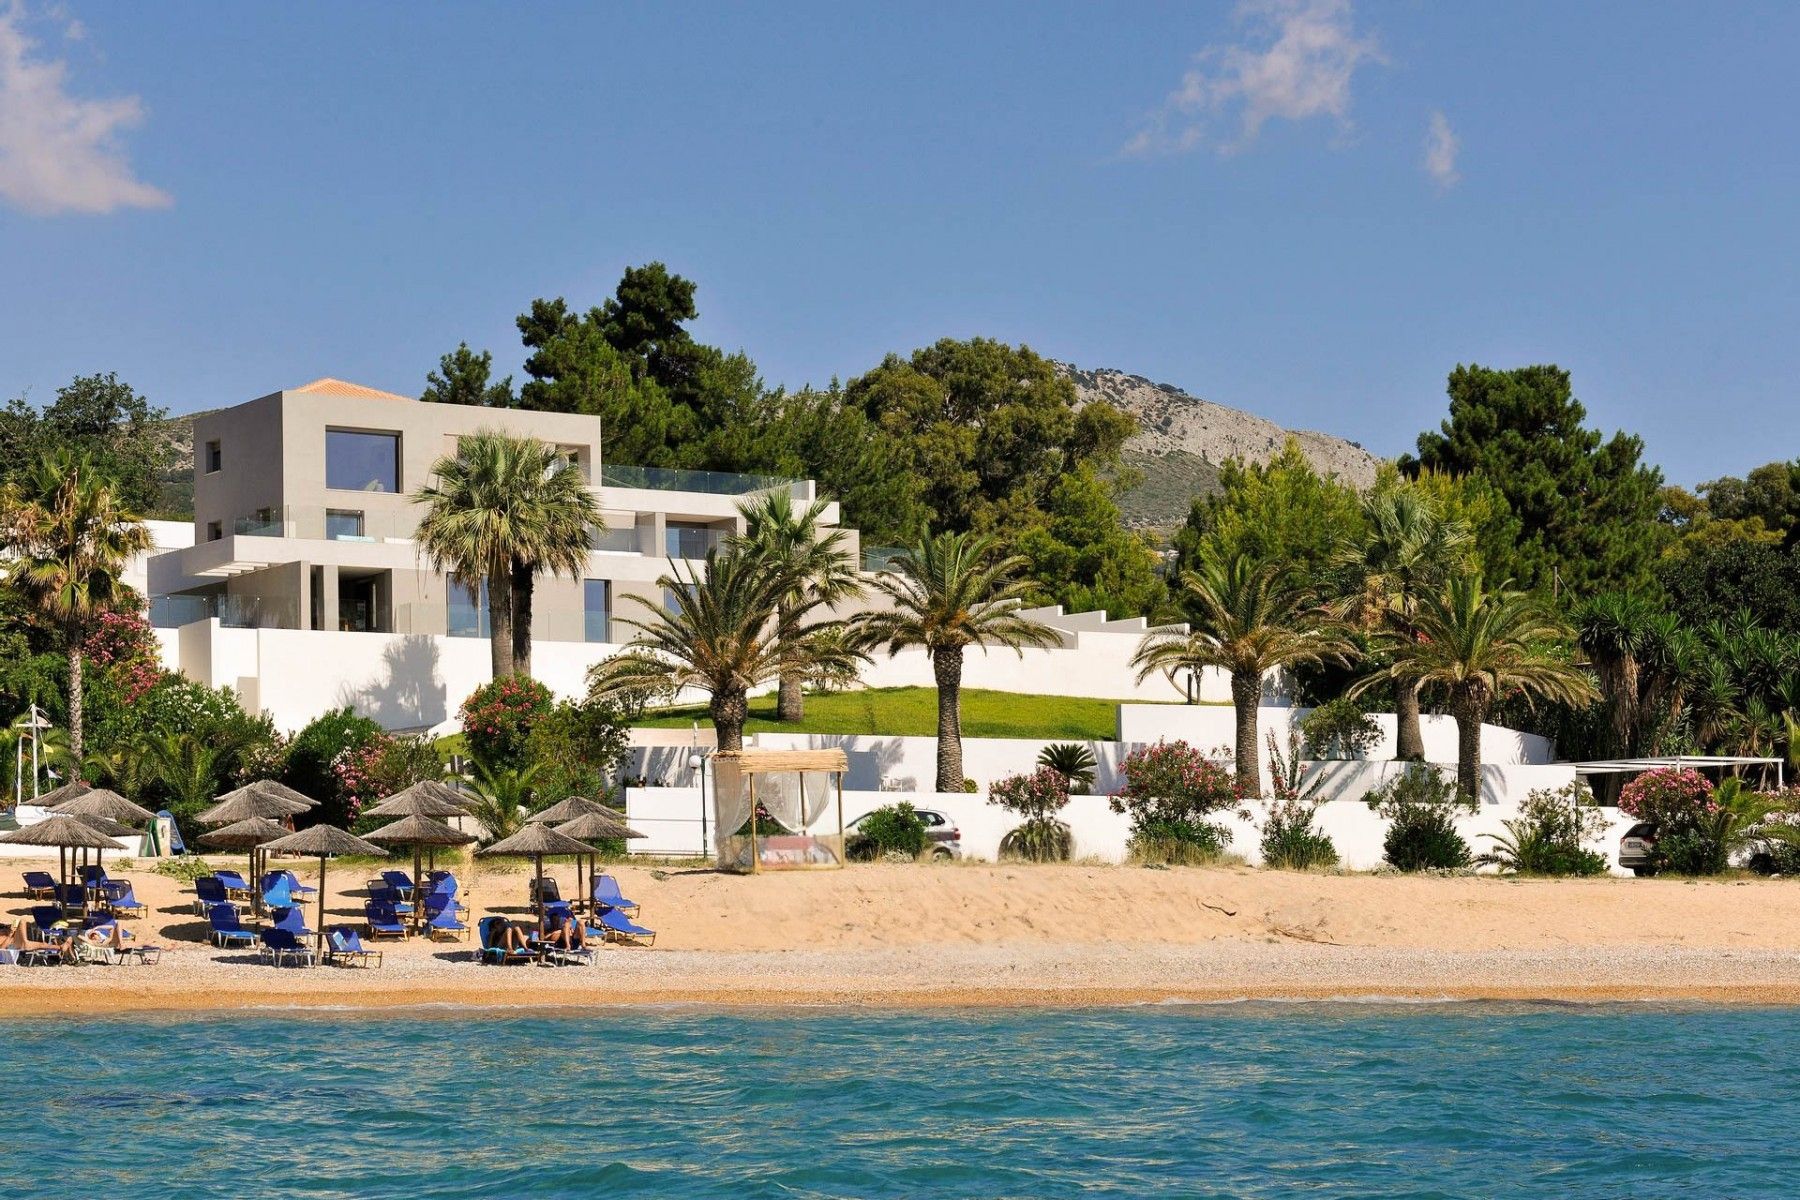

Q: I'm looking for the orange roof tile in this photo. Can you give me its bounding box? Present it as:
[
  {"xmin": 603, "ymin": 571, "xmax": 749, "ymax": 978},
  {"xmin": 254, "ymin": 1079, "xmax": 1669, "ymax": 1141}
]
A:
[{"xmin": 290, "ymin": 377, "xmax": 414, "ymax": 403}]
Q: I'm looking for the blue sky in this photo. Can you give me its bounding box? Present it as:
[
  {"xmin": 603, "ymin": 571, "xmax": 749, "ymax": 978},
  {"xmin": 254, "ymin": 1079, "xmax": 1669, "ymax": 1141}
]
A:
[{"xmin": 3, "ymin": 1, "xmax": 1797, "ymax": 486}]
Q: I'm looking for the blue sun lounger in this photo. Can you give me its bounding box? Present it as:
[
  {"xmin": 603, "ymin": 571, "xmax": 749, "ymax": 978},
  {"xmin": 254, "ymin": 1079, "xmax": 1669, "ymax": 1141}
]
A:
[
  {"xmin": 207, "ymin": 904, "xmax": 258, "ymax": 949},
  {"xmin": 325, "ymin": 927, "xmax": 383, "ymax": 967},
  {"xmin": 213, "ymin": 869, "xmax": 252, "ymax": 898},
  {"xmin": 422, "ymin": 894, "xmax": 468, "ymax": 941},
  {"xmin": 592, "ymin": 873, "xmax": 639, "ymax": 916},
  {"xmin": 597, "ymin": 908, "xmax": 655, "ymax": 946},
  {"xmin": 477, "ymin": 916, "xmax": 537, "ymax": 966},
  {"xmin": 271, "ymin": 905, "xmax": 315, "ymax": 938},
  {"xmin": 195, "ymin": 876, "xmax": 230, "ymax": 914},
  {"xmin": 21, "ymin": 871, "xmax": 56, "ymax": 899},
  {"xmin": 363, "ymin": 900, "xmax": 407, "ymax": 939},
  {"xmin": 103, "ymin": 882, "xmax": 147, "ymax": 917},
  {"xmin": 258, "ymin": 927, "xmax": 315, "ymax": 968}
]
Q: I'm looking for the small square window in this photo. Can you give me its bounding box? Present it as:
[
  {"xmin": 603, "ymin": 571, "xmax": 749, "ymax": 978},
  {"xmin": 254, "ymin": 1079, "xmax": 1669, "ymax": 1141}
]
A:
[
  {"xmin": 205, "ymin": 441, "xmax": 222, "ymax": 473},
  {"xmin": 206, "ymin": 521, "xmax": 222, "ymax": 542}
]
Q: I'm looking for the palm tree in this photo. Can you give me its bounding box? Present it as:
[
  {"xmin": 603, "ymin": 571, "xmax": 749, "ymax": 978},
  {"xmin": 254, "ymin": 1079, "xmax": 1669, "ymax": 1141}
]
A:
[
  {"xmin": 1333, "ymin": 486, "xmax": 1470, "ymax": 761},
  {"xmin": 732, "ymin": 489, "xmax": 863, "ymax": 722},
  {"xmin": 0, "ymin": 452, "xmax": 152, "ymax": 762},
  {"xmin": 1375, "ymin": 575, "xmax": 1595, "ymax": 800},
  {"xmin": 1134, "ymin": 551, "xmax": 1351, "ymax": 796},
  {"xmin": 853, "ymin": 530, "xmax": 1059, "ymax": 792},
  {"xmin": 464, "ymin": 760, "xmax": 545, "ymax": 845},
  {"xmin": 588, "ymin": 547, "xmax": 858, "ymax": 751},
  {"xmin": 143, "ymin": 731, "xmax": 224, "ymax": 820},
  {"xmin": 414, "ymin": 431, "xmax": 598, "ymax": 678}
]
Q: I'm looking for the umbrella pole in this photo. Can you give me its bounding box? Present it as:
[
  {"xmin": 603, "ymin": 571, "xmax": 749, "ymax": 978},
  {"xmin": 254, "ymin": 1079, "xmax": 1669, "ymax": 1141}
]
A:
[
  {"xmin": 316, "ymin": 853, "xmax": 327, "ymax": 964},
  {"xmin": 535, "ymin": 856, "xmax": 544, "ymax": 935},
  {"xmin": 413, "ymin": 844, "xmax": 423, "ymax": 933},
  {"xmin": 58, "ymin": 846, "xmax": 66, "ymax": 918}
]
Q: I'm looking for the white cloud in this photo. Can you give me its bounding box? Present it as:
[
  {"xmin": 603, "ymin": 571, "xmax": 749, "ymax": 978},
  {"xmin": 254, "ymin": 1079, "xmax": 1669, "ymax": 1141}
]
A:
[
  {"xmin": 1124, "ymin": 0, "xmax": 1384, "ymax": 157},
  {"xmin": 0, "ymin": 4, "xmax": 170, "ymax": 215},
  {"xmin": 1423, "ymin": 110, "xmax": 1460, "ymax": 188}
]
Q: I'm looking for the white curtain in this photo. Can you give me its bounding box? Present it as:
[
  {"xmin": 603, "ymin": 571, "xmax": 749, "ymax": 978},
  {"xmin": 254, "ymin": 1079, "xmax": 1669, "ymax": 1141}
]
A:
[{"xmin": 712, "ymin": 766, "xmax": 753, "ymax": 858}]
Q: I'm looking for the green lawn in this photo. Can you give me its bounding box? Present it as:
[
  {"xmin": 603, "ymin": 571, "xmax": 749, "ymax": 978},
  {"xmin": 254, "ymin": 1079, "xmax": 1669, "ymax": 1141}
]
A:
[{"xmin": 633, "ymin": 686, "xmax": 1140, "ymax": 741}]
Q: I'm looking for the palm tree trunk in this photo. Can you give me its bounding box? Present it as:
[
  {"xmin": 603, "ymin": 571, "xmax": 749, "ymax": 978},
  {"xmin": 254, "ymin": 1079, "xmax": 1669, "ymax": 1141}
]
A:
[
  {"xmin": 487, "ymin": 566, "xmax": 515, "ymax": 679},
  {"xmin": 933, "ymin": 646, "xmax": 965, "ymax": 793},
  {"xmin": 1394, "ymin": 676, "xmax": 1425, "ymax": 761},
  {"xmin": 511, "ymin": 557, "xmax": 533, "ymax": 678},
  {"xmin": 711, "ymin": 688, "xmax": 748, "ymax": 752},
  {"xmin": 67, "ymin": 640, "xmax": 85, "ymax": 764},
  {"xmin": 776, "ymin": 600, "xmax": 804, "ymax": 722},
  {"xmin": 1231, "ymin": 667, "xmax": 1261, "ymax": 796},
  {"xmin": 1452, "ymin": 690, "xmax": 1485, "ymax": 801}
]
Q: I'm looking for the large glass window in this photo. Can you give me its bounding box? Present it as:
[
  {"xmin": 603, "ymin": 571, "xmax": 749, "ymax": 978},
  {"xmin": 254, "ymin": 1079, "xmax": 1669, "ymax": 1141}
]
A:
[
  {"xmin": 584, "ymin": 579, "xmax": 610, "ymax": 643},
  {"xmin": 665, "ymin": 522, "xmax": 718, "ymax": 559},
  {"xmin": 325, "ymin": 510, "xmax": 365, "ymax": 540},
  {"xmin": 447, "ymin": 578, "xmax": 489, "ymax": 638},
  {"xmin": 326, "ymin": 430, "xmax": 400, "ymax": 492}
]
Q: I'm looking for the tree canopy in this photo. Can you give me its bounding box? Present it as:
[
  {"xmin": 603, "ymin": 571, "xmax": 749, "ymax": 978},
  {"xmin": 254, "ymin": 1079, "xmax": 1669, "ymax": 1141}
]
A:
[
  {"xmin": 1401, "ymin": 364, "xmax": 1663, "ymax": 597},
  {"xmin": 0, "ymin": 373, "xmax": 176, "ymax": 515}
]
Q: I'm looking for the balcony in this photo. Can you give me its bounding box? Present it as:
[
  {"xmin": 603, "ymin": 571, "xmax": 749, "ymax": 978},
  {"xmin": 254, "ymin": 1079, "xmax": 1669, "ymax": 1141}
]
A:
[
  {"xmin": 600, "ymin": 464, "xmax": 791, "ymax": 496},
  {"xmin": 228, "ymin": 505, "xmax": 417, "ymax": 543}
]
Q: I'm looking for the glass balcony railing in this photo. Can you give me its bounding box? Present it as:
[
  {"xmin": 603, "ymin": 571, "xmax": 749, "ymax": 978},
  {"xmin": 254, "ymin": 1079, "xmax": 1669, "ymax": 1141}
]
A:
[
  {"xmin": 225, "ymin": 506, "xmax": 418, "ymax": 543},
  {"xmin": 665, "ymin": 525, "xmax": 727, "ymax": 560},
  {"xmin": 600, "ymin": 464, "xmax": 791, "ymax": 496},
  {"xmin": 861, "ymin": 545, "xmax": 906, "ymax": 572},
  {"xmin": 589, "ymin": 525, "xmax": 641, "ymax": 554},
  {"xmin": 150, "ymin": 594, "xmax": 296, "ymax": 629}
]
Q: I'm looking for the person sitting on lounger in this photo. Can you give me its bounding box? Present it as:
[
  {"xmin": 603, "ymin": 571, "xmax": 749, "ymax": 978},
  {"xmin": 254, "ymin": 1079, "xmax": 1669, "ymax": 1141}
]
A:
[
  {"xmin": 491, "ymin": 919, "xmax": 533, "ymax": 953},
  {"xmin": 541, "ymin": 910, "xmax": 589, "ymax": 951}
]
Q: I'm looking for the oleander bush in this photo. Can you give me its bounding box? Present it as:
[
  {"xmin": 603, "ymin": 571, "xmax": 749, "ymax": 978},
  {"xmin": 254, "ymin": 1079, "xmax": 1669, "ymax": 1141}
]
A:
[
  {"xmin": 1112, "ymin": 740, "xmax": 1237, "ymax": 864},
  {"xmin": 849, "ymin": 801, "xmax": 928, "ymax": 861},
  {"xmin": 991, "ymin": 767, "xmax": 1073, "ymax": 862},
  {"xmin": 1256, "ymin": 729, "xmax": 1339, "ymax": 870}
]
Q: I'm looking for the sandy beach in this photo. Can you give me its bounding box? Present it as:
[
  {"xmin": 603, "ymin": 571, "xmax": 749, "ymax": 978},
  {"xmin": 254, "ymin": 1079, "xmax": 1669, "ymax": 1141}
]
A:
[{"xmin": 6, "ymin": 855, "xmax": 1800, "ymax": 1013}]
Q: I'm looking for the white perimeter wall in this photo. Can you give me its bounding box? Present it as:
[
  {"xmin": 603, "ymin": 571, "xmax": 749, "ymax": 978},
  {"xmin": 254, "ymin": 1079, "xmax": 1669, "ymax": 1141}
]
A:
[
  {"xmin": 154, "ymin": 606, "xmax": 1269, "ymax": 734},
  {"xmin": 624, "ymin": 764, "xmax": 1627, "ymax": 875}
]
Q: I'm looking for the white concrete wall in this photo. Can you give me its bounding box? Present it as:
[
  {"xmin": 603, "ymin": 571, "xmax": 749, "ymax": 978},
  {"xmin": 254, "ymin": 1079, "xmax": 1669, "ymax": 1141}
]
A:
[
  {"xmin": 625, "ymin": 768, "xmax": 1628, "ymax": 874},
  {"xmin": 1117, "ymin": 705, "xmax": 1556, "ymax": 768}
]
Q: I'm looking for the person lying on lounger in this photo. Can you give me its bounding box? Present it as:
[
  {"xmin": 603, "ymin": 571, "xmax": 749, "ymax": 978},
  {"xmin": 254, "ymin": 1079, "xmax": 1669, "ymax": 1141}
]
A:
[
  {"xmin": 491, "ymin": 919, "xmax": 534, "ymax": 953},
  {"xmin": 541, "ymin": 911, "xmax": 589, "ymax": 951},
  {"xmin": 2, "ymin": 922, "xmax": 60, "ymax": 954}
]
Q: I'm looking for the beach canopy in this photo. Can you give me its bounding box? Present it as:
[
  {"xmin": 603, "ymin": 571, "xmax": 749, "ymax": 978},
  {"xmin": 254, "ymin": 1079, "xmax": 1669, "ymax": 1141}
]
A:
[
  {"xmin": 364, "ymin": 813, "xmax": 475, "ymax": 847},
  {"xmin": 32, "ymin": 780, "xmax": 93, "ymax": 809},
  {"xmin": 0, "ymin": 813, "xmax": 126, "ymax": 913},
  {"xmin": 526, "ymin": 794, "xmax": 613, "ymax": 825},
  {"xmin": 261, "ymin": 824, "xmax": 387, "ymax": 957},
  {"xmin": 554, "ymin": 811, "xmax": 644, "ymax": 841},
  {"xmin": 71, "ymin": 813, "xmax": 137, "ymax": 839},
  {"xmin": 197, "ymin": 816, "xmax": 292, "ymax": 850},
  {"xmin": 362, "ymin": 780, "xmax": 470, "ymax": 820},
  {"xmin": 51, "ymin": 788, "xmax": 156, "ymax": 826},
  {"xmin": 0, "ymin": 813, "xmax": 121, "ymax": 850},
  {"xmin": 199, "ymin": 780, "xmax": 315, "ymax": 826},
  {"xmin": 479, "ymin": 823, "xmax": 592, "ymax": 929},
  {"xmin": 554, "ymin": 811, "xmax": 645, "ymax": 921},
  {"xmin": 199, "ymin": 816, "xmax": 299, "ymax": 918}
]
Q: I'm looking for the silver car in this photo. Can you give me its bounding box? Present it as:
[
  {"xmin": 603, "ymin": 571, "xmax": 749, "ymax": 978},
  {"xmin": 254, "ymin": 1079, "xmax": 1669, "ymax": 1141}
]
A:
[{"xmin": 1619, "ymin": 823, "xmax": 1657, "ymax": 876}]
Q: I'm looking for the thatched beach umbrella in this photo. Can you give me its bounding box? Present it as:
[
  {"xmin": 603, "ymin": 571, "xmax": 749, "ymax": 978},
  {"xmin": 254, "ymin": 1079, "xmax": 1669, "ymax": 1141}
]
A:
[
  {"xmin": 260, "ymin": 824, "xmax": 386, "ymax": 958},
  {"xmin": 32, "ymin": 780, "xmax": 93, "ymax": 809},
  {"xmin": 365, "ymin": 814, "xmax": 476, "ymax": 929},
  {"xmin": 526, "ymin": 794, "xmax": 612, "ymax": 825},
  {"xmin": 199, "ymin": 780, "xmax": 315, "ymax": 827},
  {"xmin": 197, "ymin": 816, "xmax": 291, "ymax": 915},
  {"xmin": 0, "ymin": 814, "xmax": 124, "ymax": 915},
  {"xmin": 478, "ymin": 823, "xmax": 592, "ymax": 931},
  {"xmin": 50, "ymin": 790, "xmax": 155, "ymax": 884},
  {"xmin": 554, "ymin": 811, "xmax": 645, "ymax": 920},
  {"xmin": 363, "ymin": 780, "xmax": 469, "ymax": 819}
]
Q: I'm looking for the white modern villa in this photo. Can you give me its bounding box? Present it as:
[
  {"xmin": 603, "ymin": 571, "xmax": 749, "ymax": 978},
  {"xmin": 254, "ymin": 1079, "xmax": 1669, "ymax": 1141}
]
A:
[{"xmin": 142, "ymin": 378, "xmax": 861, "ymax": 731}]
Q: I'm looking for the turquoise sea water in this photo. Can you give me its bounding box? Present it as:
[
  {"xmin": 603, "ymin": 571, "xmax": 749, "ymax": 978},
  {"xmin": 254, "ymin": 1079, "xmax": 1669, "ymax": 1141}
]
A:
[{"xmin": 6, "ymin": 1003, "xmax": 1794, "ymax": 1198}]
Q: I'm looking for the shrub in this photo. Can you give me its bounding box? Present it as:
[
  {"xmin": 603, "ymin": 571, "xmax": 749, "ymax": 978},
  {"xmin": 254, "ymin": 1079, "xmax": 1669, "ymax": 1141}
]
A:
[
  {"xmin": 990, "ymin": 766, "xmax": 1073, "ymax": 862},
  {"xmin": 283, "ymin": 707, "xmax": 384, "ymax": 827},
  {"xmin": 523, "ymin": 697, "xmax": 631, "ymax": 808},
  {"xmin": 1481, "ymin": 782, "xmax": 1609, "ymax": 876},
  {"xmin": 1619, "ymin": 767, "xmax": 1721, "ymax": 875},
  {"xmin": 1299, "ymin": 698, "xmax": 1381, "ymax": 761},
  {"xmin": 1037, "ymin": 742, "xmax": 1097, "ymax": 793},
  {"xmin": 1254, "ymin": 729, "xmax": 1338, "ymax": 870},
  {"xmin": 1112, "ymin": 740, "xmax": 1237, "ymax": 863},
  {"xmin": 459, "ymin": 676, "xmax": 554, "ymax": 771},
  {"xmin": 850, "ymin": 802, "xmax": 928, "ymax": 860},
  {"xmin": 1366, "ymin": 765, "xmax": 1474, "ymax": 871},
  {"xmin": 151, "ymin": 855, "xmax": 213, "ymax": 884}
]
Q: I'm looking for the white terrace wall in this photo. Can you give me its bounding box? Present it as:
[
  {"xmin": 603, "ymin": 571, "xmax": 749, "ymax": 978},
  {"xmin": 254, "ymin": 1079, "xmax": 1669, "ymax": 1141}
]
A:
[
  {"xmin": 1117, "ymin": 705, "xmax": 1557, "ymax": 772},
  {"xmin": 624, "ymin": 768, "xmax": 1624, "ymax": 874},
  {"xmin": 151, "ymin": 605, "xmax": 1264, "ymax": 734}
]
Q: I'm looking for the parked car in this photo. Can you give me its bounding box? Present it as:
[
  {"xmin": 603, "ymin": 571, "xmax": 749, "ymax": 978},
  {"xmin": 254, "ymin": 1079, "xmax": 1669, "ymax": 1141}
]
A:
[
  {"xmin": 1618, "ymin": 823, "xmax": 1657, "ymax": 875},
  {"xmin": 847, "ymin": 808, "xmax": 962, "ymax": 860}
]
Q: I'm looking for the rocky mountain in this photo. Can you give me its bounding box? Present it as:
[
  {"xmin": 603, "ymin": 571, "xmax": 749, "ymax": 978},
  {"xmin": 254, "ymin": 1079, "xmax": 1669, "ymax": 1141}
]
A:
[{"xmin": 1057, "ymin": 363, "xmax": 1386, "ymax": 529}]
